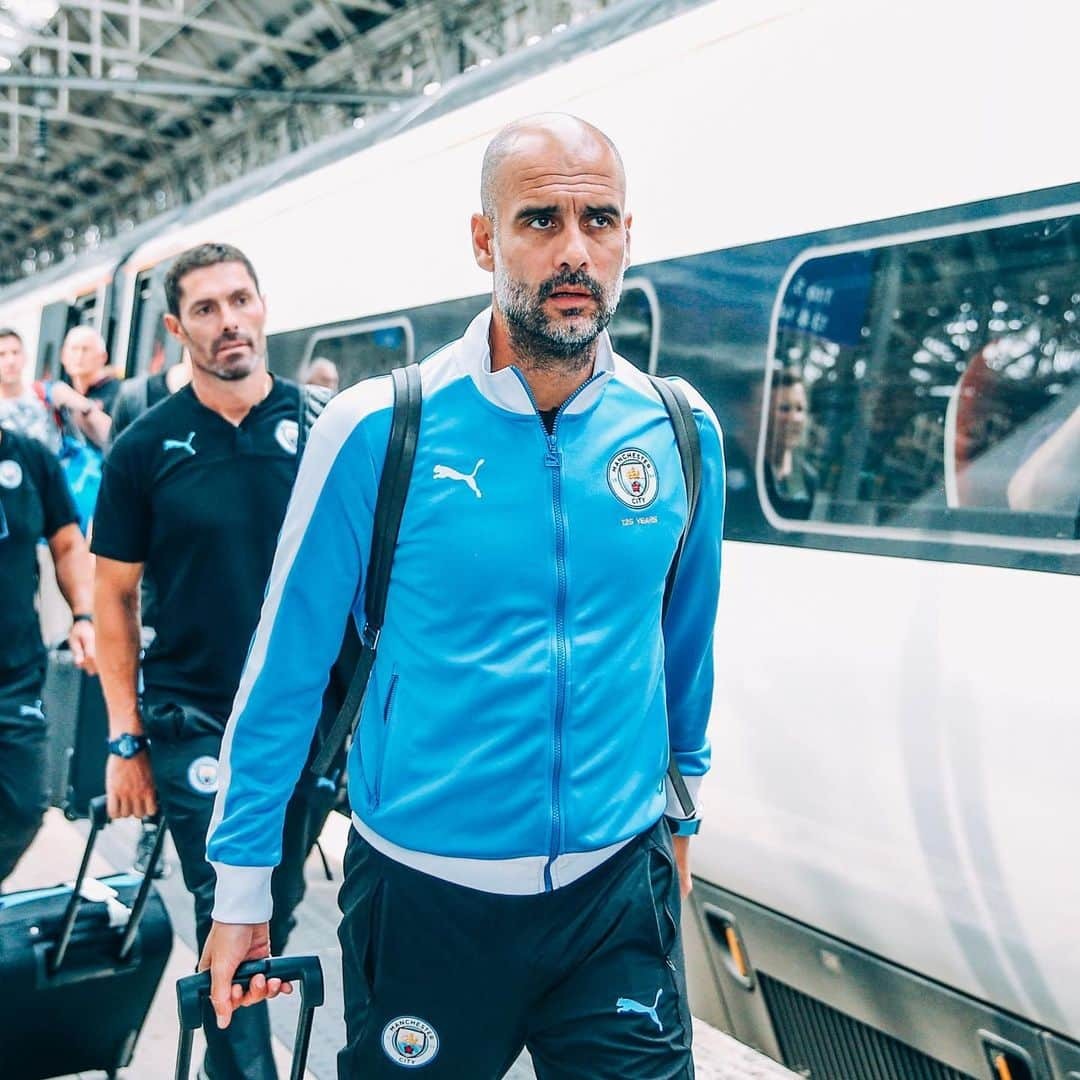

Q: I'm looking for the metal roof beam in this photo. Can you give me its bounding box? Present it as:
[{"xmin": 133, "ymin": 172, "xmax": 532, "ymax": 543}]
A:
[
  {"xmin": 0, "ymin": 74, "xmax": 412, "ymax": 105},
  {"xmin": 55, "ymin": 0, "xmax": 324, "ymax": 57}
]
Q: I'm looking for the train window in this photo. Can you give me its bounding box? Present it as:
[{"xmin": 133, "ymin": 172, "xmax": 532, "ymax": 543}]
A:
[
  {"xmin": 72, "ymin": 291, "xmax": 97, "ymax": 326},
  {"xmin": 126, "ymin": 266, "xmax": 181, "ymax": 378},
  {"xmin": 765, "ymin": 213, "xmax": 1080, "ymax": 549},
  {"xmin": 609, "ymin": 282, "xmax": 658, "ymax": 372},
  {"xmin": 302, "ymin": 319, "xmax": 412, "ymax": 391}
]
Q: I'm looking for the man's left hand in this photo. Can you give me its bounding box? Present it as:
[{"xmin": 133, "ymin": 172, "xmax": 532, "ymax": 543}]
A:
[
  {"xmin": 673, "ymin": 835, "xmax": 692, "ymax": 899},
  {"xmin": 68, "ymin": 620, "xmax": 97, "ymax": 675}
]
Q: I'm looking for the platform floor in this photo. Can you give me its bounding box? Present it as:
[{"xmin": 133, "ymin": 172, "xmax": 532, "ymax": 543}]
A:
[{"xmin": 7, "ymin": 810, "xmax": 796, "ymax": 1080}]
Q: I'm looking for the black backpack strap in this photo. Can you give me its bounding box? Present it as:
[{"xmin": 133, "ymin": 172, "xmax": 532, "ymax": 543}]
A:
[
  {"xmin": 297, "ymin": 383, "xmax": 332, "ymax": 459},
  {"xmin": 648, "ymin": 374, "xmax": 703, "ymax": 820},
  {"xmin": 310, "ymin": 364, "xmax": 422, "ymax": 780}
]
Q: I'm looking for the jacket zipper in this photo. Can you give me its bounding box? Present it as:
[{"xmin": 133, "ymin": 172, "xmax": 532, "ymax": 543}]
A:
[
  {"xmin": 511, "ymin": 368, "xmax": 598, "ymax": 891},
  {"xmin": 372, "ymin": 671, "xmax": 398, "ymax": 808}
]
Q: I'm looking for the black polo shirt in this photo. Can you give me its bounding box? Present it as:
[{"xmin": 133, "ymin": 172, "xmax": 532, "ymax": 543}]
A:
[
  {"xmin": 0, "ymin": 429, "xmax": 79, "ymax": 678},
  {"xmin": 91, "ymin": 377, "xmax": 305, "ymax": 720}
]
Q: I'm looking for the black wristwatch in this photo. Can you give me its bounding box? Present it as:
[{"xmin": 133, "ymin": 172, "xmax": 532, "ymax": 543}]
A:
[
  {"xmin": 107, "ymin": 733, "xmax": 150, "ymax": 759},
  {"xmin": 72, "ymin": 613, "xmax": 93, "ymax": 624}
]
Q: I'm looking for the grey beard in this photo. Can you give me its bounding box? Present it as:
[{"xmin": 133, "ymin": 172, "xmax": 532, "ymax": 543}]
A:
[{"xmin": 495, "ymin": 264, "xmax": 622, "ymax": 375}]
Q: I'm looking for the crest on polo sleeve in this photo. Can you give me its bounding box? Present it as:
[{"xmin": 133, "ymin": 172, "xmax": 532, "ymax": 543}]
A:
[
  {"xmin": 275, "ymin": 418, "xmax": 300, "ymax": 455},
  {"xmin": 0, "ymin": 460, "xmax": 23, "ymax": 489},
  {"xmin": 607, "ymin": 447, "xmax": 657, "ymax": 509},
  {"xmin": 382, "ymin": 1016, "xmax": 439, "ymax": 1067}
]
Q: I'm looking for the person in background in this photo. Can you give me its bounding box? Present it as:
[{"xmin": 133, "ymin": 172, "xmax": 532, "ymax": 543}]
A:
[
  {"xmin": 763, "ymin": 367, "xmax": 817, "ymax": 521},
  {"xmin": 298, "ymin": 355, "xmax": 339, "ymax": 395},
  {"xmin": 58, "ymin": 326, "xmax": 118, "ymax": 450},
  {"xmin": 0, "ymin": 327, "xmax": 105, "ymax": 454},
  {"xmin": 93, "ymin": 242, "xmax": 331, "ymax": 1080},
  {"xmin": 0, "ymin": 425, "xmax": 95, "ymax": 887}
]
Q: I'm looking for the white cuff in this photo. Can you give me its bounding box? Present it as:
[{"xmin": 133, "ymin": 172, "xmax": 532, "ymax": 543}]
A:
[
  {"xmin": 210, "ymin": 863, "xmax": 275, "ymax": 924},
  {"xmin": 664, "ymin": 772, "xmax": 704, "ymax": 819}
]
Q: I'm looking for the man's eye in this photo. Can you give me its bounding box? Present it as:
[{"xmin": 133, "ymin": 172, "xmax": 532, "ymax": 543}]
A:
[
  {"xmin": 590, "ymin": 215, "xmax": 612, "ymax": 228},
  {"xmin": 529, "ymin": 216, "xmax": 553, "ymax": 229}
]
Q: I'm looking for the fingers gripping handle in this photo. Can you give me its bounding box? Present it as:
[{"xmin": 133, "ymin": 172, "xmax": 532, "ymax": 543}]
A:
[{"xmin": 174, "ymin": 956, "xmax": 324, "ymax": 1080}]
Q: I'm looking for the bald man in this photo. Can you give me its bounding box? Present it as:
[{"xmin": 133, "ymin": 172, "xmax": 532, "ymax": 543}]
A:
[
  {"xmin": 202, "ymin": 114, "xmax": 725, "ymax": 1077},
  {"xmin": 59, "ymin": 325, "xmax": 119, "ymax": 449}
]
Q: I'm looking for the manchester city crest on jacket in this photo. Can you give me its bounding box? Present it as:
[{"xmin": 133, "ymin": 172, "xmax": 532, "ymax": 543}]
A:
[{"xmin": 607, "ymin": 447, "xmax": 657, "ymax": 508}]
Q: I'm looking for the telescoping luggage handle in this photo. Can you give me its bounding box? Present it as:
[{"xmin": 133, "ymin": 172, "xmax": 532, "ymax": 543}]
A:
[
  {"xmin": 50, "ymin": 794, "xmax": 167, "ymax": 974},
  {"xmin": 174, "ymin": 956, "xmax": 325, "ymax": 1080}
]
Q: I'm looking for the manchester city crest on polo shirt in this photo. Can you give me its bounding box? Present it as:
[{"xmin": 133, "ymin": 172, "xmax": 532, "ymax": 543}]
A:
[
  {"xmin": 275, "ymin": 418, "xmax": 299, "ymax": 455},
  {"xmin": 0, "ymin": 460, "xmax": 23, "ymax": 489},
  {"xmin": 381, "ymin": 1016, "xmax": 439, "ymax": 1068},
  {"xmin": 607, "ymin": 447, "xmax": 657, "ymax": 509}
]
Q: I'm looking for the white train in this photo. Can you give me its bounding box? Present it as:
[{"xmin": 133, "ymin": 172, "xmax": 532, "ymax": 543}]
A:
[{"xmin": 3, "ymin": 1, "xmax": 1077, "ymax": 1077}]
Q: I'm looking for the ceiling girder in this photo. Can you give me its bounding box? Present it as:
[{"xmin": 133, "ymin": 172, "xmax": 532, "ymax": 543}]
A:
[{"xmin": 0, "ymin": 0, "xmax": 611, "ymax": 278}]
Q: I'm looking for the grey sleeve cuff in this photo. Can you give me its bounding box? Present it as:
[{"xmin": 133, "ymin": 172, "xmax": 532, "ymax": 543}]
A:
[
  {"xmin": 664, "ymin": 771, "xmax": 704, "ymax": 819},
  {"xmin": 210, "ymin": 863, "xmax": 275, "ymax": 924}
]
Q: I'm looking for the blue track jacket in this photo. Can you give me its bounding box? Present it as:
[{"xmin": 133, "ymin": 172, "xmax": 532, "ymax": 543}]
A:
[{"xmin": 208, "ymin": 309, "xmax": 724, "ymax": 923}]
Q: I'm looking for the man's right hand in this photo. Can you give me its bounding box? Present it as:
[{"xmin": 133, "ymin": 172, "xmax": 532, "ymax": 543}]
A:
[
  {"xmin": 199, "ymin": 921, "xmax": 292, "ymax": 1029},
  {"xmin": 106, "ymin": 752, "xmax": 158, "ymax": 819}
]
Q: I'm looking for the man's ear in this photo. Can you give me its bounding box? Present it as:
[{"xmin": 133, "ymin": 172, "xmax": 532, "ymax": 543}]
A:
[
  {"xmin": 623, "ymin": 211, "xmax": 633, "ymax": 272},
  {"xmin": 163, "ymin": 313, "xmax": 185, "ymax": 344},
  {"xmin": 471, "ymin": 213, "xmax": 496, "ymax": 273}
]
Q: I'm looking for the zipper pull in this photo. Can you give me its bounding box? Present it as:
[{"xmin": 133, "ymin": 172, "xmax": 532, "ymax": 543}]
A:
[{"xmin": 544, "ymin": 439, "xmax": 562, "ymax": 468}]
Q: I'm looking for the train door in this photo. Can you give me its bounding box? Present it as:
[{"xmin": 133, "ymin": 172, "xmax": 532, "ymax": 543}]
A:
[
  {"xmin": 126, "ymin": 261, "xmax": 182, "ymax": 379},
  {"xmin": 34, "ymin": 300, "xmax": 78, "ymax": 379}
]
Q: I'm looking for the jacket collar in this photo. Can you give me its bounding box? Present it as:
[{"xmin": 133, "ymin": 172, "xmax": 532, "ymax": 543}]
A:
[{"xmin": 456, "ymin": 307, "xmax": 615, "ymax": 417}]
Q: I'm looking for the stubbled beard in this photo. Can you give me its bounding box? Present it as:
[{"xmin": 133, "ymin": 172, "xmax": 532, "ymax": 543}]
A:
[
  {"xmin": 192, "ymin": 336, "xmax": 262, "ymax": 381},
  {"xmin": 494, "ymin": 264, "xmax": 623, "ymax": 374}
]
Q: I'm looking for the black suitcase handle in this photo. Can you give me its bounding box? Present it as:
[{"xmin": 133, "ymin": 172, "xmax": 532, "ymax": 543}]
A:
[
  {"xmin": 50, "ymin": 795, "xmax": 167, "ymax": 973},
  {"xmin": 174, "ymin": 955, "xmax": 324, "ymax": 1080}
]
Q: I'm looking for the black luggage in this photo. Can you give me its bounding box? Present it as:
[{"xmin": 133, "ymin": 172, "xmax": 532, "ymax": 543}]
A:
[
  {"xmin": 41, "ymin": 642, "xmax": 108, "ymax": 819},
  {"xmin": 175, "ymin": 955, "xmax": 325, "ymax": 1080},
  {"xmin": 0, "ymin": 796, "xmax": 173, "ymax": 1079}
]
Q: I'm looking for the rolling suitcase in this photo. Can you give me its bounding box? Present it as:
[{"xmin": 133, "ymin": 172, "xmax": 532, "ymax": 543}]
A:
[
  {"xmin": 175, "ymin": 955, "xmax": 325, "ymax": 1080},
  {"xmin": 0, "ymin": 796, "xmax": 174, "ymax": 1079},
  {"xmin": 40, "ymin": 643, "xmax": 109, "ymax": 819}
]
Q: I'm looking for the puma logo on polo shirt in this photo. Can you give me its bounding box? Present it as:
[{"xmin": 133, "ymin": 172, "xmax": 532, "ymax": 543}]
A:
[{"xmin": 163, "ymin": 432, "xmax": 197, "ymax": 456}]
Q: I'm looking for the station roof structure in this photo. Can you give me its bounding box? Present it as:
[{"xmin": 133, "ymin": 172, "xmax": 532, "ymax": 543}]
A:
[{"xmin": 0, "ymin": 0, "xmax": 615, "ymax": 284}]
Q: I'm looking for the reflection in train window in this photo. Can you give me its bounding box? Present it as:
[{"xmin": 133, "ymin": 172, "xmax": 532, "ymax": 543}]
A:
[
  {"xmin": 609, "ymin": 283, "xmax": 658, "ymax": 372},
  {"xmin": 127, "ymin": 265, "xmax": 181, "ymax": 378},
  {"xmin": 302, "ymin": 320, "xmax": 412, "ymax": 392},
  {"xmin": 766, "ymin": 213, "xmax": 1080, "ymax": 544}
]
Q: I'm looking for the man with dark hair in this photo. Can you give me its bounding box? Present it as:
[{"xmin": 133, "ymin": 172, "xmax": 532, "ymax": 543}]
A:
[
  {"xmin": 92, "ymin": 243, "xmax": 329, "ymax": 1080},
  {"xmin": 202, "ymin": 115, "xmax": 725, "ymax": 1077},
  {"xmin": 164, "ymin": 243, "xmax": 261, "ymax": 320}
]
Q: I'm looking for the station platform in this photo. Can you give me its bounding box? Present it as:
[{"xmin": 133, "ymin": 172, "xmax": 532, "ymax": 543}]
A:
[{"xmin": 8, "ymin": 810, "xmax": 795, "ymax": 1080}]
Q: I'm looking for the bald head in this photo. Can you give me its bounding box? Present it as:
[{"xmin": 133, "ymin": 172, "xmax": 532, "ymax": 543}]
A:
[
  {"xmin": 61, "ymin": 325, "xmax": 108, "ymax": 384},
  {"xmin": 480, "ymin": 113, "xmax": 626, "ymax": 225},
  {"xmin": 63, "ymin": 326, "xmax": 106, "ymax": 353}
]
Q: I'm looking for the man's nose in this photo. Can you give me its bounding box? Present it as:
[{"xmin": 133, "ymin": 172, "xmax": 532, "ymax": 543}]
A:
[{"xmin": 554, "ymin": 221, "xmax": 589, "ymax": 272}]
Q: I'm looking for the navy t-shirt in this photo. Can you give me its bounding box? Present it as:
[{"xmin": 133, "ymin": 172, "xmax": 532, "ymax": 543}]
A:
[
  {"xmin": 0, "ymin": 429, "xmax": 79, "ymax": 676},
  {"xmin": 91, "ymin": 378, "xmax": 306, "ymax": 720}
]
